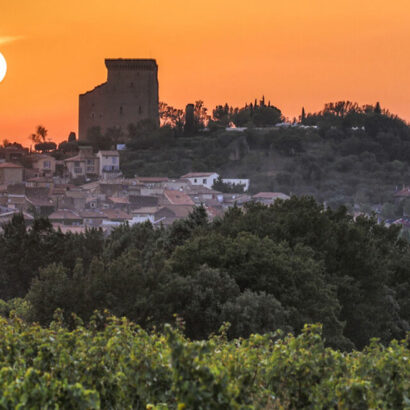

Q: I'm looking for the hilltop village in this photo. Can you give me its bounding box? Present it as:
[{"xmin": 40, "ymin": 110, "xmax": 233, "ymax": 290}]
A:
[
  {"xmin": 0, "ymin": 58, "xmax": 290, "ymax": 231},
  {"xmin": 0, "ymin": 143, "xmax": 288, "ymax": 232},
  {"xmin": 2, "ymin": 58, "xmax": 410, "ymax": 234}
]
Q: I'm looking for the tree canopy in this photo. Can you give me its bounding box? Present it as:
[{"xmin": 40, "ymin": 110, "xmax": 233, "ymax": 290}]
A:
[{"xmin": 1, "ymin": 197, "xmax": 409, "ymax": 350}]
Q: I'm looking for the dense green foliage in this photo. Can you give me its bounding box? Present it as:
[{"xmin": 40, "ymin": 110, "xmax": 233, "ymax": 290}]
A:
[
  {"xmin": 1, "ymin": 197, "xmax": 409, "ymax": 350},
  {"xmin": 0, "ymin": 316, "xmax": 408, "ymax": 409}
]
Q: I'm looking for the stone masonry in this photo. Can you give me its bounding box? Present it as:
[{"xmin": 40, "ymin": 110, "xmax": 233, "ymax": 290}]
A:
[{"xmin": 79, "ymin": 59, "xmax": 159, "ymax": 141}]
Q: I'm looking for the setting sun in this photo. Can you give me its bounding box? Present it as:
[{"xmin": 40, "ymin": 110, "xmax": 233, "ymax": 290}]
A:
[{"xmin": 0, "ymin": 52, "xmax": 6, "ymax": 83}]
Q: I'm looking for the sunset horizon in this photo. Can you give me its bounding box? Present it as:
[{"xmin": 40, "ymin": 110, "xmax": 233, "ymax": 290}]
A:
[{"xmin": 1, "ymin": 0, "xmax": 409, "ymax": 143}]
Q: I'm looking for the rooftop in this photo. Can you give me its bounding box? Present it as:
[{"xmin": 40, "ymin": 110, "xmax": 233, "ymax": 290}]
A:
[
  {"xmin": 49, "ymin": 209, "xmax": 82, "ymax": 220},
  {"xmin": 98, "ymin": 151, "xmax": 120, "ymax": 156},
  {"xmin": 164, "ymin": 190, "xmax": 195, "ymax": 206},
  {"xmin": 157, "ymin": 204, "xmax": 195, "ymax": 219},
  {"xmin": 181, "ymin": 172, "xmax": 217, "ymax": 178},
  {"xmin": 105, "ymin": 58, "xmax": 157, "ymax": 71},
  {"xmin": 394, "ymin": 188, "xmax": 410, "ymax": 197},
  {"xmin": 132, "ymin": 207, "xmax": 160, "ymax": 214},
  {"xmin": 253, "ymin": 192, "xmax": 290, "ymax": 200},
  {"xmin": 108, "ymin": 196, "xmax": 130, "ymax": 204},
  {"xmin": 0, "ymin": 162, "xmax": 23, "ymax": 168},
  {"xmin": 102, "ymin": 209, "xmax": 132, "ymax": 220},
  {"xmin": 53, "ymin": 224, "xmax": 87, "ymax": 234},
  {"xmin": 138, "ymin": 177, "xmax": 169, "ymax": 183}
]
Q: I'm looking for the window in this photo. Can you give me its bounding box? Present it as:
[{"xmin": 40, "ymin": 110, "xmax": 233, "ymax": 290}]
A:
[
  {"xmin": 74, "ymin": 167, "xmax": 82, "ymax": 174},
  {"xmin": 86, "ymin": 159, "xmax": 93, "ymax": 165},
  {"xmin": 43, "ymin": 161, "xmax": 51, "ymax": 169},
  {"xmin": 194, "ymin": 178, "xmax": 197, "ymax": 183},
  {"xmin": 203, "ymin": 178, "xmax": 207, "ymax": 184},
  {"xmin": 112, "ymin": 157, "xmax": 117, "ymax": 164}
]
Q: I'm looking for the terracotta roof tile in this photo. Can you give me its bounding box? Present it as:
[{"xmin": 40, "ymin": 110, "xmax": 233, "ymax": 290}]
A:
[
  {"xmin": 0, "ymin": 162, "xmax": 23, "ymax": 168},
  {"xmin": 253, "ymin": 192, "xmax": 290, "ymax": 200},
  {"xmin": 164, "ymin": 190, "xmax": 195, "ymax": 205},
  {"xmin": 181, "ymin": 172, "xmax": 217, "ymax": 178}
]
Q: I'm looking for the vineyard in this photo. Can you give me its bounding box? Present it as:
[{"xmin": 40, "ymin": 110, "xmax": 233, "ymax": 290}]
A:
[{"xmin": 0, "ymin": 314, "xmax": 408, "ymax": 409}]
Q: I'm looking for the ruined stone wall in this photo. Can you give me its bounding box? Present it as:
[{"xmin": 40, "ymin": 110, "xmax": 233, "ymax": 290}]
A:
[{"xmin": 79, "ymin": 59, "xmax": 159, "ymax": 141}]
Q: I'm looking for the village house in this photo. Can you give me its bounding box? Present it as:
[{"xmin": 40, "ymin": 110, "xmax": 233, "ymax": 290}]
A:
[
  {"xmin": 394, "ymin": 186, "xmax": 410, "ymax": 202},
  {"xmin": 107, "ymin": 196, "xmax": 130, "ymax": 213},
  {"xmin": 129, "ymin": 194, "xmax": 160, "ymax": 210},
  {"xmin": 80, "ymin": 210, "xmax": 105, "ymax": 227},
  {"xmin": 101, "ymin": 209, "xmax": 132, "ymax": 225},
  {"xmin": 163, "ymin": 189, "xmax": 195, "ymax": 206},
  {"xmin": 85, "ymin": 196, "xmax": 99, "ymax": 209},
  {"xmin": 0, "ymin": 162, "xmax": 24, "ymax": 185},
  {"xmin": 130, "ymin": 207, "xmax": 159, "ymax": 223},
  {"xmin": 25, "ymin": 187, "xmax": 54, "ymax": 217},
  {"xmin": 4, "ymin": 195, "xmax": 26, "ymax": 211},
  {"xmin": 99, "ymin": 182, "xmax": 126, "ymax": 197},
  {"xmin": 53, "ymin": 225, "xmax": 87, "ymax": 234},
  {"xmin": 48, "ymin": 209, "xmax": 83, "ymax": 226},
  {"xmin": 0, "ymin": 145, "xmax": 29, "ymax": 163},
  {"xmin": 163, "ymin": 179, "xmax": 192, "ymax": 191},
  {"xmin": 252, "ymin": 192, "xmax": 290, "ymax": 205},
  {"xmin": 62, "ymin": 189, "xmax": 87, "ymax": 211},
  {"xmin": 29, "ymin": 154, "xmax": 56, "ymax": 177},
  {"xmin": 221, "ymin": 178, "xmax": 250, "ymax": 192},
  {"xmin": 154, "ymin": 205, "xmax": 195, "ymax": 226},
  {"xmin": 185, "ymin": 185, "xmax": 220, "ymax": 204},
  {"xmin": 64, "ymin": 146, "xmax": 99, "ymax": 179},
  {"xmin": 96, "ymin": 150, "xmax": 121, "ymax": 179},
  {"xmin": 26, "ymin": 176, "xmax": 53, "ymax": 189},
  {"xmin": 222, "ymin": 193, "xmax": 252, "ymax": 208},
  {"xmin": 180, "ymin": 172, "xmax": 219, "ymax": 189},
  {"xmin": 137, "ymin": 177, "xmax": 169, "ymax": 188}
]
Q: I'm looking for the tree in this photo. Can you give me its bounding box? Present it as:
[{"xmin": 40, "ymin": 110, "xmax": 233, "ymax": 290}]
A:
[
  {"xmin": 166, "ymin": 266, "xmax": 240, "ymax": 339},
  {"xmin": 26, "ymin": 263, "xmax": 78, "ymax": 325},
  {"xmin": 159, "ymin": 102, "xmax": 185, "ymax": 134},
  {"xmin": 105, "ymin": 127, "xmax": 124, "ymax": 146},
  {"xmin": 221, "ymin": 290, "xmax": 290, "ymax": 338},
  {"xmin": 231, "ymin": 98, "xmax": 282, "ymax": 127},
  {"xmin": 34, "ymin": 141, "xmax": 57, "ymax": 153},
  {"xmin": 30, "ymin": 125, "xmax": 48, "ymax": 144},
  {"xmin": 212, "ymin": 104, "xmax": 233, "ymax": 127},
  {"xmin": 86, "ymin": 126, "xmax": 112, "ymax": 150},
  {"xmin": 184, "ymin": 103, "xmax": 195, "ymax": 136},
  {"xmin": 301, "ymin": 107, "xmax": 306, "ymax": 123},
  {"xmin": 194, "ymin": 100, "xmax": 210, "ymax": 130}
]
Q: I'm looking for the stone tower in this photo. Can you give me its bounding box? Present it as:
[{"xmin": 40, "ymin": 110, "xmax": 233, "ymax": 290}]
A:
[{"xmin": 79, "ymin": 59, "xmax": 159, "ymax": 141}]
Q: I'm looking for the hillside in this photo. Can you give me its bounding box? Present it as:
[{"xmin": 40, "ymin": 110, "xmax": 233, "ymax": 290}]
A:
[{"xmin": 121, "ymin": 102, "xmax": 410, "ymax": 218}]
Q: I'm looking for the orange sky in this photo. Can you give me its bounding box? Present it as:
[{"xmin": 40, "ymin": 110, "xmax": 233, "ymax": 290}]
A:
[{"xmin": 0, "ymin": 0, "xmax": 409, "ymax": 144}]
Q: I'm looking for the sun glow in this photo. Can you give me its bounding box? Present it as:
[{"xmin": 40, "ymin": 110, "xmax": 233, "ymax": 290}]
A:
[{"xmin": 0, "ymin": 53, "xmax": 7, "ymax": 83}]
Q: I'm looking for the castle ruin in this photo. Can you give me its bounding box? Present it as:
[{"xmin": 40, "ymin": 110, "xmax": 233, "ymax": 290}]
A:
[{"xmin": 79, "ymin": 59, "xmax": 159, "ymax": 141}]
